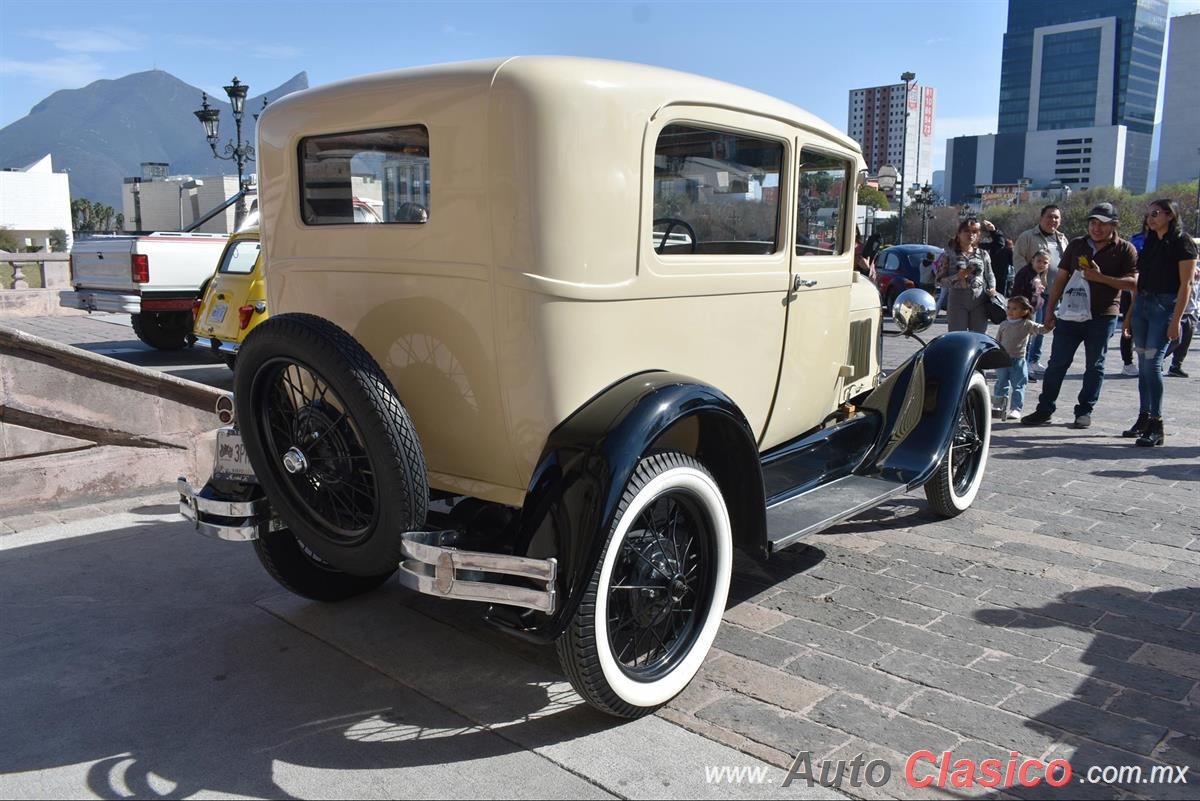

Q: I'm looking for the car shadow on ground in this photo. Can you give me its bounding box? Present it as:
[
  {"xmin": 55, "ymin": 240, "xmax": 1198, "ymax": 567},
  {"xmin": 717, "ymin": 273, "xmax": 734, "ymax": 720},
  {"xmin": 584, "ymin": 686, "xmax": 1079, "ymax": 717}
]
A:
[
  {"xmin": 0, "ymin": 521, "xmax": 623, "ymax": 799},
  {"xmin": 972, "ymin": 586, "xmax": 1199, "ymax": 801}
]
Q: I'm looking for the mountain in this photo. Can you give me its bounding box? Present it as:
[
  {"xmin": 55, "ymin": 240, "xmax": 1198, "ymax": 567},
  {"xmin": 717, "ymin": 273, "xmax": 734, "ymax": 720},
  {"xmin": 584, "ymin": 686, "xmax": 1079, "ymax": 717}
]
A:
[{"xmin": 0, "ymin": 69, "xmax": 308, "ymax": 207}]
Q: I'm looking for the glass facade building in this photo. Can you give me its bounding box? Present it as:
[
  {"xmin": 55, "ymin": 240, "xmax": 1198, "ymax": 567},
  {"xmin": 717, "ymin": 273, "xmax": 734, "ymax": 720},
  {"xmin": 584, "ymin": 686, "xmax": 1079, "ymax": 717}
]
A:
[{"xmin": 996, "ymin": 0, "xmax": 1167, "ymax": 192}]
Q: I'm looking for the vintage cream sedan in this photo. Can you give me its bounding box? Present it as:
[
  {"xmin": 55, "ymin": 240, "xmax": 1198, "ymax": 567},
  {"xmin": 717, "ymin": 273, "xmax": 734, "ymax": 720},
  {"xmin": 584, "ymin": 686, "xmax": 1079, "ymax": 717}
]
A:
[{"xmin": 180, "ymin": 57, "xmax": 1006, "ymax": 718}]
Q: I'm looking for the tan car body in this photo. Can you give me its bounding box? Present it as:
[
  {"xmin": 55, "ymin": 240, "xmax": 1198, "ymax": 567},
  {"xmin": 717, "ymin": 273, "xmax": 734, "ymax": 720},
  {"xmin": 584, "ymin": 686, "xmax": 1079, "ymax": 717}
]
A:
[{"xmin": 256, "ymin": 57, "xmax": 881, "ymax": 507}]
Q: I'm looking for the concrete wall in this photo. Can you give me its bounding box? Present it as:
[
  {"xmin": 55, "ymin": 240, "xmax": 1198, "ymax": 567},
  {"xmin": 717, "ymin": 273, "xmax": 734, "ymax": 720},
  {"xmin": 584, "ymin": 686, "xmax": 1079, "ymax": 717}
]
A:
[
  {"xmin": 1023, "ymin": 125, "xmax": 1125, "ymax": 190},
  {"xmin": 1156, "ymin": 14, "xmax": 1200, "ymax": 188},
  {"xmin": 121, "ymin": 175, "xmax": 241, "ymax": 233},
  {"xmin": 0, "ymin": 154, "xmax": 73, "ymax": 251}
]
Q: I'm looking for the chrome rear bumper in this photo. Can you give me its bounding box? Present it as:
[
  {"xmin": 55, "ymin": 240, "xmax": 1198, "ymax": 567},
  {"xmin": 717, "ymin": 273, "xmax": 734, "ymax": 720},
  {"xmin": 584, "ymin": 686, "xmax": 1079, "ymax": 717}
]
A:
[
  {"xmin": 397, "ymin": 530, "xmax": 557, "ymax": 614},
  {"xmin": 179, "ymin": 478, "xmax": 557, "ymax": 614},
  {"xmin": 194, "ymin": 336, "xmax": 239, "ymax": 355},
  {"xmin": 60, "ymin": 289, "xmax": 141, "ymax": 314},
  {"xmin": 178, "ymin": 478, "xmax": 275, "ymax": 541}
]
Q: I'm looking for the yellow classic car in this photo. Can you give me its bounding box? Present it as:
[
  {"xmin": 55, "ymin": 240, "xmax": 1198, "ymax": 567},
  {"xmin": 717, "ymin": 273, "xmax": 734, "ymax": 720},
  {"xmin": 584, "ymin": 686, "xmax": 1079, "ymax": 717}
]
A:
[{"xmin": 192, "ymin": 229, "xmax": 267, "ymax": 367}]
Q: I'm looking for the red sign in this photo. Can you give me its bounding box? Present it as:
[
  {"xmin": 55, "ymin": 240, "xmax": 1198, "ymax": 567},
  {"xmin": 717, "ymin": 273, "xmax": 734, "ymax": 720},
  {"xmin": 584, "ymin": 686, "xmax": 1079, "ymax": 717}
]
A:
[{"xmin": 921, "ymin": 88, "xmax": 935, "ymax": 138}]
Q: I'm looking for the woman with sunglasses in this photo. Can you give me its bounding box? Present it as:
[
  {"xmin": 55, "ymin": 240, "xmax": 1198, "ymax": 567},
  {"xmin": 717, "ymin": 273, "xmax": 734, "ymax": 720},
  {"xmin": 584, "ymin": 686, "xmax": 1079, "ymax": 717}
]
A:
[
  {"xmin": 1122, "ymin": 199, "xmax": 1198, "ymax": 446},
  {"xmin": 935, "ymin": 217, "xmax": 996, "ymax": 333}
]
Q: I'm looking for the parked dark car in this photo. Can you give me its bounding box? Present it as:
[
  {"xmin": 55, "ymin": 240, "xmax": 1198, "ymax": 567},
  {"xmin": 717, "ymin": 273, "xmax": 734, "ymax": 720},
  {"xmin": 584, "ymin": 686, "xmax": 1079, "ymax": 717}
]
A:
[{"xmin": 875, "ymin": 244, "xmax": 942, "ymax": 311}]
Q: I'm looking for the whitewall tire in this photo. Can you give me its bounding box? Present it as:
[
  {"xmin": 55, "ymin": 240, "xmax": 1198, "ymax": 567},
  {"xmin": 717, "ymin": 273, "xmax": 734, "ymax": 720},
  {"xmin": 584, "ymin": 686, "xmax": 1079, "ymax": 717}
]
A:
[
  {"xmin": 557, "ymin": 451, "xmax": 732, "ymax": 718},
  {"xmin": 925, "ymin": 370, "xmax": 991, "ymax": 516}
]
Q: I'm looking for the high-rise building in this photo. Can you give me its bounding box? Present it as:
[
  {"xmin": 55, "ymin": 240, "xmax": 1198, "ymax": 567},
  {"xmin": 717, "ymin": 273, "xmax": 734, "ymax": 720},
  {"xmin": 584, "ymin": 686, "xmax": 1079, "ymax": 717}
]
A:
[
  {"xmin": 996, "ymin": 0, "xmax": 1168, "ymax": 193},
  {"xmin": 847, "ymin": 82, "xmax": 935, "ymax": 200},
  {"xmin": 1155, "ymin": 13, "xmax": 1200, "ymax": 189}
]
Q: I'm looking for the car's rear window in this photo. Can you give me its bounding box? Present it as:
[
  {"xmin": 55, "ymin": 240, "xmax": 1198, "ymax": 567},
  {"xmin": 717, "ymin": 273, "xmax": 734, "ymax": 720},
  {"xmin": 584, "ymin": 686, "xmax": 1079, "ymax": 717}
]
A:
[
  {"xmin": 219, "ymin": 239, "xmax": 260, "ymax": 275},
  {"xmin": 298, "ymin": 125, "xmax": 429, "ymax": 225}
]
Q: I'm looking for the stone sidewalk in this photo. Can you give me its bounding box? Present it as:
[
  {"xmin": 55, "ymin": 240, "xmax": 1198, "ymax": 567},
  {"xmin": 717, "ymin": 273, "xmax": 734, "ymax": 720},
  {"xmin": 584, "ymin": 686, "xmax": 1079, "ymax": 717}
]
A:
[{"xmin": 655, "ymin": 324, "xmax": 1199, "ymax": 800}]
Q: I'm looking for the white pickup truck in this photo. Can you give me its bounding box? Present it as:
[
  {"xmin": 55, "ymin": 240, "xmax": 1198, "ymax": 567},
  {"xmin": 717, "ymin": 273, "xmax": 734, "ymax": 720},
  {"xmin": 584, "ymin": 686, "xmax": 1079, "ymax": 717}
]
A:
[{"xmin": 61, "ymin": 232, "xmax": 229, "ymax": 350}]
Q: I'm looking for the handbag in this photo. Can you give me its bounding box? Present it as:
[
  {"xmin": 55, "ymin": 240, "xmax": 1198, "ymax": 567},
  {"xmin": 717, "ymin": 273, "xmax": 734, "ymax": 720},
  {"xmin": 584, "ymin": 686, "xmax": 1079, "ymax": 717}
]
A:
[
  {"xmin": 985, "ymin": 292, "xmax": 1008, "ymax": 325},
  {"xmin": 1059, "ymin": 267, "xmax": 1093, "ymax": 322}
]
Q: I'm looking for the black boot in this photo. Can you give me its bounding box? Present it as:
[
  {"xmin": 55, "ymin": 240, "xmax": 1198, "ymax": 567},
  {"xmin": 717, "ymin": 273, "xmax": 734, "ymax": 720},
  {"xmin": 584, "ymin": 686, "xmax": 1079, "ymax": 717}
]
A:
[
  {"xmin": 1136, "ymin": 417, "xmax": 1164, "ymax": 447},
  {"xmin": 1122, "ymin": 411, "xmax": 1150, "ymax": 438}
]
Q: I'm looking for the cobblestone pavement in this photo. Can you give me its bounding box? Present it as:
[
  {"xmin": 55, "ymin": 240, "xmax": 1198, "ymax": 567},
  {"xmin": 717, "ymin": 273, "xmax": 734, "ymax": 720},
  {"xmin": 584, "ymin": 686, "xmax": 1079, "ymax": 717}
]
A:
[
  {"xmin": 658, "ymin": 321, "xmax": 1200, "ymax": 800},
  {"xmin": 4, "ymin": 312, "xmax": 1198, "ymax": 799}
]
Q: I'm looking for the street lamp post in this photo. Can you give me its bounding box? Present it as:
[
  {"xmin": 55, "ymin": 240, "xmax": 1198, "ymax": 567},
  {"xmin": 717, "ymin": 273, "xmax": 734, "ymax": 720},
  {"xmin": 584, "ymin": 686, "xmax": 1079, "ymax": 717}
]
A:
[
  {"xmin": 193, "ymin": 77, "xmax": 260, "ymax": 229},
  {"xmin": 897, "ymin": 71, "xmax": 916, "ymax": 245},
  {"xmin": 908, "ymin": 182, "xmax": 935, "ymax": 245}
]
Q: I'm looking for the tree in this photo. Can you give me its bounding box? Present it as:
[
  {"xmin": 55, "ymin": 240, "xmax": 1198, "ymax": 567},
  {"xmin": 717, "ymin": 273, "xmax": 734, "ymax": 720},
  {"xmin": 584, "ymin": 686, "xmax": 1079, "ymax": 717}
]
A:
[
  {"xmin": 49, "ymin": 229, "xmax": 68, "ymax": 252},
  {"xmin": 71, "ymin": 198, "xmax": 119, "ymax": 233},
  {"xmin": 0, "ymin": 226, "xmax": 20, "ymax": 252},
  {"xmin": 857, "ymin": 186, "xmax": 890, "ymax": 210}
]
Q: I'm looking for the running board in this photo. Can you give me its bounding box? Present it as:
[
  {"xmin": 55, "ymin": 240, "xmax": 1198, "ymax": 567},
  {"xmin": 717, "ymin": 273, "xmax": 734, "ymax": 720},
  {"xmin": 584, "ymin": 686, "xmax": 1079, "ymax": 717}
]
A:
[{"xmin": 766, "ymin": 475, "xmax": 908, "ymax": 553}]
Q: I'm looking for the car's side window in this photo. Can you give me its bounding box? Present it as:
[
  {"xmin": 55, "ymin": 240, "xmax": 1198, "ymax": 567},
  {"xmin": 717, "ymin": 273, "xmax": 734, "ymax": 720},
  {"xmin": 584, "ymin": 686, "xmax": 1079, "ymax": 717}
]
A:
[
  {"xmin": 219, "ymin": 240, "xmax": 260, "ymax": 275},
  {"xmin": 652, "ymin": 124, "xmax": 783, "ymax": 256},
  {"xmin": 298, "ymin": 125, "xmax": 429, "ymax": 225},
  {"xmin": 795, "ymin": 150, "xmax": 851, "ymax": 257},
  {"xmin": 884, "ymin": 252, "xmax": 900, "ymax": 271}
]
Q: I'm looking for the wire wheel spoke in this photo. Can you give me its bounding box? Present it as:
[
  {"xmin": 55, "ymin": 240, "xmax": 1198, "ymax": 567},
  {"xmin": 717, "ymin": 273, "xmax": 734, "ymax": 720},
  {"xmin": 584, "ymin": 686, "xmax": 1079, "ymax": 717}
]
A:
[
  {"xmin": 257, "ymin": 358, "xmax": 378, "ymax": 540},
  {"xmin": 607, "ymin": 487, "xmax": 716, "ymax": 682}
]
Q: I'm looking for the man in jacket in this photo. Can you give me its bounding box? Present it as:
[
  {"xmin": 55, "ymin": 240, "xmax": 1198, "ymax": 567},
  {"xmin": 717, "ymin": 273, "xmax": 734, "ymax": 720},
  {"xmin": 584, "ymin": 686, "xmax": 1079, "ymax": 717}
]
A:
[
  {"xmin": 1021, "ymin": 203, "xmax": 1138, "ymax": 429},
  {"xmin": 980, "ymin": 219, "xmax": 1013, "ymax": 294},
  {"xmin": 1014, "ymin": 205, "xmax": 1071, "ymax": 375}
]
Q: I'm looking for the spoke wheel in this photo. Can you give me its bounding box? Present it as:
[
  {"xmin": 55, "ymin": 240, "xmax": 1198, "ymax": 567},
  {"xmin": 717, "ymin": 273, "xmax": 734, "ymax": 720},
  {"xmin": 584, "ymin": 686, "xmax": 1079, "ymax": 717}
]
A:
[
  {"xmin": 925, "ymin": 370, "xmax": 991, "ymax": 517},
  {"xmin": 557, "ymin": 451, "xmax": 731, "ymax": 718},
  {"xmin": 256, "ymin": 359, "xmax": 379, "ymax": 542},
  {"xmin": 608, "ymin": 491, "xmax": 714, "ymax": 682},
  {"xmin": 235, "ymin": 313, "xmax": 428, "ymax": 577},
  {"xmin": 949, "ymin": 382, "xmax": 986, "ymax": 497}
]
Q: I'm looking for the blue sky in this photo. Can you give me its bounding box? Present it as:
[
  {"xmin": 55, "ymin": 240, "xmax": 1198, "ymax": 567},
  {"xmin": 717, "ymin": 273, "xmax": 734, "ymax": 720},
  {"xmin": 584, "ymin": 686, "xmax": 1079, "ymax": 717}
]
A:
[{"xmin": 2, "ymin": 0, "xmax": 1199, "ymax": 172}]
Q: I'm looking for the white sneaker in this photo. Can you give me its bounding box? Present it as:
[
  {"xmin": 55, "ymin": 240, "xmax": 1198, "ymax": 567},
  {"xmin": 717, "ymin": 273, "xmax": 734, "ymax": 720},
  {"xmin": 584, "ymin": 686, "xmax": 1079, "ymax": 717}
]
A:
[
  {"xmin": 1030, "ymin": 362, "xmax": 1046, "ymax": 376},
  {"xmin": 1122, "ymin": 363, "xmax": 1138, "ymax": 376},
  {"xmin": 1007, "ymin": 410, "xmax": 1022, "ymax": 420}
]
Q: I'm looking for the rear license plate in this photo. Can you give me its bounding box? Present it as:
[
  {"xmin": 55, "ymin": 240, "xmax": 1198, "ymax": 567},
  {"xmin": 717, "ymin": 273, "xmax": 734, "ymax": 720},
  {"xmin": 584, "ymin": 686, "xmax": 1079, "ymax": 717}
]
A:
[
  {"xmin": 208, "ymin": 303, "xmax": 228, "ymax": 324},
  {"xmin": 213, "ymin": 428, "xmax": 256, "ymax": 481}
]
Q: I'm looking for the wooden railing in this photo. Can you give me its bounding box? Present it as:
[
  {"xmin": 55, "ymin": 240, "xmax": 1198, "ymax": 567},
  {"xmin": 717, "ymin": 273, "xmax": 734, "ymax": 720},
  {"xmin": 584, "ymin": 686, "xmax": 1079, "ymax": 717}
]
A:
[{"xmin": 0, "ymin": 251, "xmax": 70, "ymax": 289}]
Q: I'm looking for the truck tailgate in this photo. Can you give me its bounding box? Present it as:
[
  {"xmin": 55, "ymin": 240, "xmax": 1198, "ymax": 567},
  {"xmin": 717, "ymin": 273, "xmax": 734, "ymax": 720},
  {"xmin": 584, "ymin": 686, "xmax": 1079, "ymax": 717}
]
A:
[{"xmin": 70, "ymin": 237, "xmax": 138, "ymax": 292}]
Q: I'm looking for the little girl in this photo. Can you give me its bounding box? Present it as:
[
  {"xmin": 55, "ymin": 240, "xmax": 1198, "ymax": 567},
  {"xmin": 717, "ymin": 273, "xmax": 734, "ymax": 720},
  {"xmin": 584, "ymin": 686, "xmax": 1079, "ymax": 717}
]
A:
[{"xmin": 994, "ymin": 295, "xmax": 1047, "ymax": 419}]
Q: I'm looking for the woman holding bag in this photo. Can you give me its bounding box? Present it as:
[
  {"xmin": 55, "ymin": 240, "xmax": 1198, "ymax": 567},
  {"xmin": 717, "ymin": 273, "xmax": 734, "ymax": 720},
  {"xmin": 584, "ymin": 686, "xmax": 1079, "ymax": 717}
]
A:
[
  {"xmin": 1121, "ymin": 199, "xmax": 1198, "ymax": 446},
  {"xmin": 934, "ymin": 218, "xmax": 996, "ymax": 333},
  {"xmin": 1022, "ymin": 203, "xmax": 1138, "ymax": 429}
]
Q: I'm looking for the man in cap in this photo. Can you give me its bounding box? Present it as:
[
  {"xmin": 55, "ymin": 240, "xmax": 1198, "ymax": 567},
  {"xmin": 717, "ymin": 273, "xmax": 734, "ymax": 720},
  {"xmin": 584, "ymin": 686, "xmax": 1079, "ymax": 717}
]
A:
[
  {"xmin": 1014, "ymin": 205, "xmax": 1071, "ymax": 375},
  {"xmin": 1022, "ymin": 202, "xmax": 1138, "ymax": 429}
]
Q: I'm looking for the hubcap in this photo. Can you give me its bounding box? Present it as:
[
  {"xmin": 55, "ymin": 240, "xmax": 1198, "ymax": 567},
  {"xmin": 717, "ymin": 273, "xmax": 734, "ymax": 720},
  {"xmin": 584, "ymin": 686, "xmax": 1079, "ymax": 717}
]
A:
[{"xmin": 282, "ymin": 447, "xmax": 308, "ymax": 474}]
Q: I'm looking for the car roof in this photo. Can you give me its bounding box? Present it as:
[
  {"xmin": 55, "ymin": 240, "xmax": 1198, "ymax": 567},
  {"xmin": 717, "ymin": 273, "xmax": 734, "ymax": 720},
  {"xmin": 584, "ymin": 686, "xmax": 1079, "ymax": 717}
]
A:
[{"xmin": 262, "ymin": 56, "xmax": 861, "ymax": 154}]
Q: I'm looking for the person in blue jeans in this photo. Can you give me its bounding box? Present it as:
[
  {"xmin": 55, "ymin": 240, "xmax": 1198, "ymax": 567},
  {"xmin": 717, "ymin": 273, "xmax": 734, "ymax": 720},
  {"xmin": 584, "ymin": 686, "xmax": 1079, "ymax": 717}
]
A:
[
  {"xmin": 1121, "ymin": 199, "xmax": 1198, "ymax": 446},
  {"xmin": 994, "ymin": 296, "xmax": 1046, "ymax": 419},
  {"xmin": 1022, "ymin": 203, "xmax": 1138, "ymax": 429}
]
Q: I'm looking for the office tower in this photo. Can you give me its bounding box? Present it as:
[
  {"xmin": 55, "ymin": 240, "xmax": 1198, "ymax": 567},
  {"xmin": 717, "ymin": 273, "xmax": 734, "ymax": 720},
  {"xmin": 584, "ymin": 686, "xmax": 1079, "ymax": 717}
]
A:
[
  {"xmin": 848, "ymin": 82, "xmax": 936, "ymax": 200},
  {"xmin": 1155, "ymin": 13, "xmax": 1200, "ymax": 189},
  {"xmin": 996, "ymin": 0, "xmax": 1168, "ymax": 193}
]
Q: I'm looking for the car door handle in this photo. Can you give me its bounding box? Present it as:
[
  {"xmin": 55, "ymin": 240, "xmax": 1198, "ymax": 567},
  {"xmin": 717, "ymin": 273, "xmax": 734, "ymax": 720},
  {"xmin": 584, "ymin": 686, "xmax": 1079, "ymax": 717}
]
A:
[{"xmin": 792, "ymin": 276, "xmax": 819, "ymax": 290}]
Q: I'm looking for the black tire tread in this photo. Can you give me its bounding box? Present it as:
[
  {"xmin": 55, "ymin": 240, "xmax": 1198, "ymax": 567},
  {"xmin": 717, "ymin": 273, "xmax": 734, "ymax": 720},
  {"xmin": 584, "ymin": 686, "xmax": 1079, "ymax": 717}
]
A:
[
  {"xmin": 556, "ymin": 450, "xmax": 713, "ymax": 719},
  {"xmin": 253, "ymin": 528, "xmax": 393, "ymax": 602},
  {"xmin": 235, "ymin": 313, "xmax": 428, "ymax": 575},
  {"xmin": 132, "ymin": 311, "xmax": 192, "ymax": 351}
]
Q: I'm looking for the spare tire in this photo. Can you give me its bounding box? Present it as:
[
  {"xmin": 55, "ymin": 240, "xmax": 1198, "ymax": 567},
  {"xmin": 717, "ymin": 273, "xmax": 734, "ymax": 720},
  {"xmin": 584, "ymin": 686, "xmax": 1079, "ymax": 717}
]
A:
[{"xmin": 234, "ymin": 313, "xmax": 429, "ymax": 576}]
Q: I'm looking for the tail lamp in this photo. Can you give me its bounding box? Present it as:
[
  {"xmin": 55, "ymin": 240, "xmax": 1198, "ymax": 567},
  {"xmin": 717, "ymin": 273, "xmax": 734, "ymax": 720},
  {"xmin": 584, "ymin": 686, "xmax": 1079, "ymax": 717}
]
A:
[
  {"xmin": 238, "ymin": 304, "xmax": 254, "ymax": 330},
  {"xmin": 131, "ymin": 253, "xmax": 149, "ymax": 284}
]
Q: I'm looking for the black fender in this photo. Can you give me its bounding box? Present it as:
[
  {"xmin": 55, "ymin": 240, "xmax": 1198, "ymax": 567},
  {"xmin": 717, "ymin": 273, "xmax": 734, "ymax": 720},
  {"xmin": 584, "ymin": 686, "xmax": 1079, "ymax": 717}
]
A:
[
  {"xmin": 489, "ymin": 371, "xmax": 766, "ymax": 643},
  {"xmin": 857, "ymin": 331, "xmax": 1007, "ymax": 487}
]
